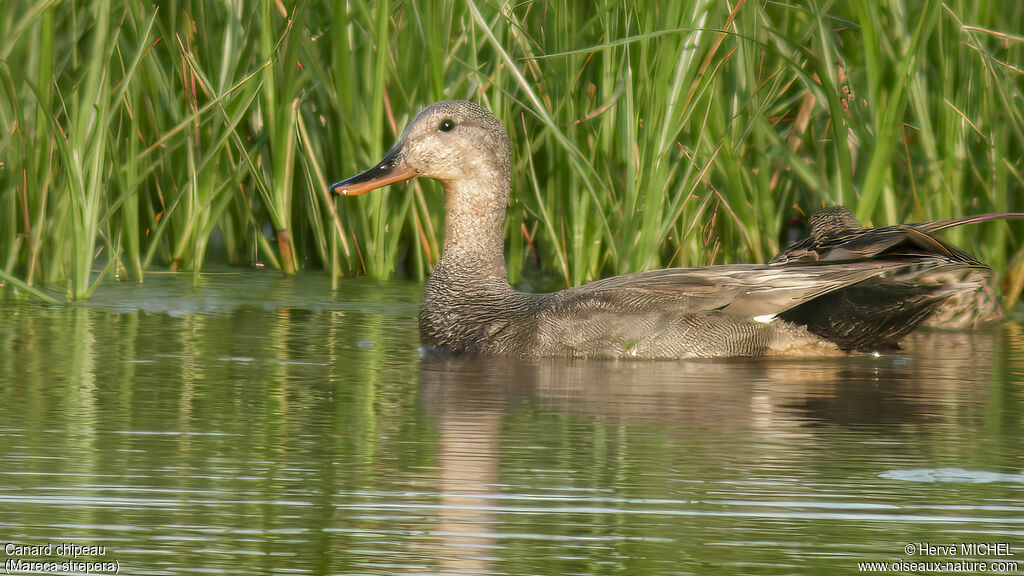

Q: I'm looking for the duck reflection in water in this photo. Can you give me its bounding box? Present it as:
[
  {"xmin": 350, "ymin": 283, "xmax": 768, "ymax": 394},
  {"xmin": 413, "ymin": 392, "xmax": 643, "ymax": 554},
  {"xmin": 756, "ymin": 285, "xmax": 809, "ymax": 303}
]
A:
[{"xmin": 416, "ymin": 328, "xmax": 1001, "ymax": 572}]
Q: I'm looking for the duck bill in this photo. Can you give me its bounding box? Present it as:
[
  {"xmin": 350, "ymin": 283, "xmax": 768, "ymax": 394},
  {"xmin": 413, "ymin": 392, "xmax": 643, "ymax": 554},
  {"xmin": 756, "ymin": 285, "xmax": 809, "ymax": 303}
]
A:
[{"xmin": 330, "ymin": 146, "xmax": 418, "ymax": 196}]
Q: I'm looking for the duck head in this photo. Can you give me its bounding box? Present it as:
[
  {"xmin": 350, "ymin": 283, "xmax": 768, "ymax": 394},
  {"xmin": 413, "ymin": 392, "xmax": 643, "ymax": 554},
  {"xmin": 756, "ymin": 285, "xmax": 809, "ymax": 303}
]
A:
[{"xmin": 330, "ymin": 100, "xmax": 511, "ymax": 201}]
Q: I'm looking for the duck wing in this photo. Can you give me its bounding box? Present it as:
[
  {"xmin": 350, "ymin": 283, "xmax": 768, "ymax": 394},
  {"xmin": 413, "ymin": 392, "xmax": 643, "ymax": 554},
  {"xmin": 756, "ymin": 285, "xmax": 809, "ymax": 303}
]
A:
[
  {"xmin": 533, "ymin": 263, "xmax": 888, "ymax": 358},
  {"xmin": 561, "ymin": 253, "xmax": 991, "ymax": 352},
  {"xmin": 773, "ymin": 211, "xmax": 1024, "ymax": 264},
  {"xmin": 562, "ymin": 261, "xmax": 920, "ymax": 321}
]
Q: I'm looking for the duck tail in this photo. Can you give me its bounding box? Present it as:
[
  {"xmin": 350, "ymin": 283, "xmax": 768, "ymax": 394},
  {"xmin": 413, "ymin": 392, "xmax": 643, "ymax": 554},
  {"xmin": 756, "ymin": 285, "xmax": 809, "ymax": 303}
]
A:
[{"xmin": 911, "ymin": 212, "xmax": 1024, "ymax": 233}]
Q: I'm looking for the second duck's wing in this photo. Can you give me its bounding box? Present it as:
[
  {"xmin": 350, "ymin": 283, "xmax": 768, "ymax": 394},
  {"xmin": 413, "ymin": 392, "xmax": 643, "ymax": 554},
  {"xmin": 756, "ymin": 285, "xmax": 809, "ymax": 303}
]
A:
[
  {"xmin": 773, "ymin": 210, "xmax": 1024, "ymax": 264},
  {"xmin": 774, "ymin": 226, "xmax": 980, "ymax": 264}
]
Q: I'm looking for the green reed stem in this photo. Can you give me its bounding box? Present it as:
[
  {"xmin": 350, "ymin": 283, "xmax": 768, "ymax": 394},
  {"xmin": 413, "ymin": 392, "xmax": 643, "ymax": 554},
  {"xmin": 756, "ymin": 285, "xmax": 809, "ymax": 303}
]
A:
[{"xmin": 0, "ymin": 0, "xmax": 1019, "ymax": 303}]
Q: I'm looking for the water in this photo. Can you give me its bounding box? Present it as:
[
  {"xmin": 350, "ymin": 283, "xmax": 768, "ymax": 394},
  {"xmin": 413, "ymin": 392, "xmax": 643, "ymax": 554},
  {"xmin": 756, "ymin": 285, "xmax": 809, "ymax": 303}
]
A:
[{"xmin": 1, "ymin": 271, "xmax": 1023, "ymax": 575}]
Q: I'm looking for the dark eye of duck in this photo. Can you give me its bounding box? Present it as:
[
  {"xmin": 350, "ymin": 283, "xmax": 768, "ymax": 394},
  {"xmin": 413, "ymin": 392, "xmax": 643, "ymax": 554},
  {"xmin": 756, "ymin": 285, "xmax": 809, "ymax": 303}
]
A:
[{"xmin": 438, "ymin": 119, "xmax": 455, "ymax": 132}]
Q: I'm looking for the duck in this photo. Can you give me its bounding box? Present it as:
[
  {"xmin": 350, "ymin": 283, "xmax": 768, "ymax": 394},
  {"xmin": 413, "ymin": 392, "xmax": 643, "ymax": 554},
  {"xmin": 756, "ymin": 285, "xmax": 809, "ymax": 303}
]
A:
[
  {"xmin": 769, "ymin": 206, "xmax": 1016, "ymax": 347},
  {"xmin": 331, "ymin": 100, "xmax": 1021, "ymax": 359}
]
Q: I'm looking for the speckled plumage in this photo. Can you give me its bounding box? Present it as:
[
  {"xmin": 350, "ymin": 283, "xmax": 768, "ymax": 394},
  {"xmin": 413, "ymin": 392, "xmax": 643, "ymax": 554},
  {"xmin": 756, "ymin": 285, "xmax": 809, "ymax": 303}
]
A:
[{"xmin": 332, "ymin": 101, "xmax": 1020, "ymax": 359}]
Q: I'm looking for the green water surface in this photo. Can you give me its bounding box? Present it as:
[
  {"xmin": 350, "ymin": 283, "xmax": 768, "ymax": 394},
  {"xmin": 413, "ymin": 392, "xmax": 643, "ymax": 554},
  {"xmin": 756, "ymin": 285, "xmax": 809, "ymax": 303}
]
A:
[{"xmin": 1, "ymin": 272, "xmax": 1022, "ymax": 575}]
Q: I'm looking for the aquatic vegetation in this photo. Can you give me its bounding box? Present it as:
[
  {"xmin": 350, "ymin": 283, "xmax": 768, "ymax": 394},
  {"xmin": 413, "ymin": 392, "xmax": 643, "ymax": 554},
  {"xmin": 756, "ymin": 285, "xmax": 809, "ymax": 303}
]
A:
[{"xmin": 0, "ymin": 1, "xmax": 1021, "ymax": 302}]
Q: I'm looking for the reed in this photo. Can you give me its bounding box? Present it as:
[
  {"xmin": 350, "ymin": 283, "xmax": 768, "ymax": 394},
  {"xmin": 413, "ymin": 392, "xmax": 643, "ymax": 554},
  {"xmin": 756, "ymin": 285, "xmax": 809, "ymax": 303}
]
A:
[{"xmin": 0, "ymin": 0, "xmax": 1021, "ymax": 303}]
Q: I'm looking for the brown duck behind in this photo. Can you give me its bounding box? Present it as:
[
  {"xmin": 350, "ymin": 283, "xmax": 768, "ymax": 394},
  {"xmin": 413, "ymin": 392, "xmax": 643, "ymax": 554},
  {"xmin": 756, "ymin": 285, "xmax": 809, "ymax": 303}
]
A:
[{"xmin": 772, "ymin": 206, "xmax": 1022, "ymax": 344}]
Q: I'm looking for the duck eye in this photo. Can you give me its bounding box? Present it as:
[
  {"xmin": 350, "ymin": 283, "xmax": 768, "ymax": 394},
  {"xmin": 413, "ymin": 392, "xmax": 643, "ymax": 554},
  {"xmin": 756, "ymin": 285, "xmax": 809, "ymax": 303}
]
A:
[{"xmin": 438, "ymin": 119, "xmax": 455, "ymax": 132}]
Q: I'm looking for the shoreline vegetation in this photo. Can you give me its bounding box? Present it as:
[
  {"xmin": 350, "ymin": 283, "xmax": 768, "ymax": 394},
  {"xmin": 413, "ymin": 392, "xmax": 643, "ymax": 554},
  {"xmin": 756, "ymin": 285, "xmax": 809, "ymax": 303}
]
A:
[{"xmin": 0, "ymin": 1, "xmax": 1021, "ymax": 305}]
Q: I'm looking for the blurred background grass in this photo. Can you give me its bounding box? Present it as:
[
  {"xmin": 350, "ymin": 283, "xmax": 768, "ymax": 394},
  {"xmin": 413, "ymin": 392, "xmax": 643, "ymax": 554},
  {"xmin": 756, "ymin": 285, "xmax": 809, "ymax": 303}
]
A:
[{"xmin": 0, "ymin": 0, "xmax": 1021, "ymax": 302}]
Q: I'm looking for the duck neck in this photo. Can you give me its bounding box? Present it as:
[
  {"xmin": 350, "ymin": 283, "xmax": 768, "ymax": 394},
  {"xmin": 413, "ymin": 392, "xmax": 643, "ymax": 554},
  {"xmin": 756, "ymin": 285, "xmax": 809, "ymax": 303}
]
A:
[{"xmin": 433, "ymin": 178, "xmax": 511, "ymax": 285}]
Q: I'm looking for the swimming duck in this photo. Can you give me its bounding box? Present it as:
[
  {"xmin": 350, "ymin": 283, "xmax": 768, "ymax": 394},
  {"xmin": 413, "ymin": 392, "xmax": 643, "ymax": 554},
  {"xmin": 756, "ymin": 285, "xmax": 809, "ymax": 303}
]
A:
[{"xmin": 331, "ymin": 100, "xmax": 1019, "ymax": 359}]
